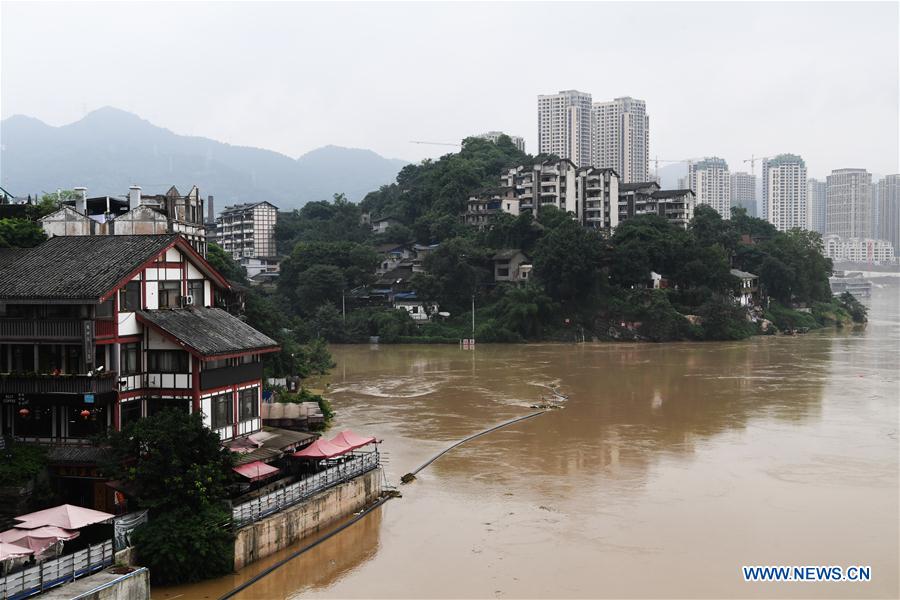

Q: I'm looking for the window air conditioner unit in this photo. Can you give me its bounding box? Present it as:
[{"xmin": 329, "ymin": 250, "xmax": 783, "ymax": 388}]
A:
[{"xmin": 181, "ymin": 295, "xmax": 194, "ymax": 307}]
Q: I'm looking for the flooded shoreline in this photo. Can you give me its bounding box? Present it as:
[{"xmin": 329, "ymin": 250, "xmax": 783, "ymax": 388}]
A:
[{"xmin": 159, "ymin": 287, "xmax": 899, "ymax": 599}]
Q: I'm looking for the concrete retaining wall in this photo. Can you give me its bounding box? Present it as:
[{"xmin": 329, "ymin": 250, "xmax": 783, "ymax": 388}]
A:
[
  {"xmin": 233, "ymin": 469, "xmax": 381, "ymax": 570},
  {"xmin": 40, "ymin": 567, "xmax": 149, "ymax": 600}
]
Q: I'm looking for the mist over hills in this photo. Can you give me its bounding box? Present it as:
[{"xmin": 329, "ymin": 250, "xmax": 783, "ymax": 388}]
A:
[{"xmin": 0, "ymin": 107, "xmax": 408, "ymax": 211}]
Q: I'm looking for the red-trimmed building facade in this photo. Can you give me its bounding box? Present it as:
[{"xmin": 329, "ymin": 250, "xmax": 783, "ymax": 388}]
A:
[{"xmin": 0, "ymin": 234, "xmax": 279, "ymax": 443}]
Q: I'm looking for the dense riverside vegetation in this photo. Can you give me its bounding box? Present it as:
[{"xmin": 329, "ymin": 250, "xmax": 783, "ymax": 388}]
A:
[
  {"xmin": 260, "ymin": 135, "xmax": 862, "ymax": 344},
  {"xmin": 104, "ymin": 411, "xmax": 235, "ymax": 584}
]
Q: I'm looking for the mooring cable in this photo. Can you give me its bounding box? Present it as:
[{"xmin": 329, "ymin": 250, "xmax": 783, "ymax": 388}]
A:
[{"xmin": 216, "ymin": 409, "xmax": 547, "ymax": 599}]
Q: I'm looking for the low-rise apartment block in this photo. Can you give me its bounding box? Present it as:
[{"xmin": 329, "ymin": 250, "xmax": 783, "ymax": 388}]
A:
[
  {"xmin": 618, "ymin": 182, "xmax": 695, "ymax": 229},
  {"xmin": 216, "ymin": 201, "xmax": 278, "ymax": 261},
  {"xmin": 474, "ymin": 131, "xmax": 525, "ymax": 152},
  {"xmin": 824, "ymin": 235, "xmax": 895, "ymax": 263}
]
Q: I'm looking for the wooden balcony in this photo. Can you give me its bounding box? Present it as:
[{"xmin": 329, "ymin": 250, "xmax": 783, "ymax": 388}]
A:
[
  {"xmin": 0, "ymin": 372, "xmax": 118, "ymax": 395},
  {"xmin": 200, "ymin": 362, "xmax": 264, "ymax": 391},
  {"xmin": 0, "ymin": 319, "xmax": 116, "ymax": 341}
]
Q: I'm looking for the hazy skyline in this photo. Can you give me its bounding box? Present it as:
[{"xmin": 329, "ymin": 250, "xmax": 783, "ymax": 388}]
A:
[{"xmin": 2, "ymin": 1, "xmax": 898, "ymax": 179}]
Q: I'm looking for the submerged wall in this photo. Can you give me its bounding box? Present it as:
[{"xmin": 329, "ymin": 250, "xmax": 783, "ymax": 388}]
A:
[{"xmin": 233, "ymin": 469, "xmax": 382, "ymax": 570}]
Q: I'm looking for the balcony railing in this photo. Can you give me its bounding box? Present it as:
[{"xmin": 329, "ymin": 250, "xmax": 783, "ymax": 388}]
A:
[
  {"xmin": 0, "ymin": 372, "xmax": 118, "ymax": 395},
  {"xmin": 232, "ymin": 452, "xmax": 380, "ymax": 527},
  {"xmin": 0, "ymin": 319, "xmax": 115, "ymax": 341}
]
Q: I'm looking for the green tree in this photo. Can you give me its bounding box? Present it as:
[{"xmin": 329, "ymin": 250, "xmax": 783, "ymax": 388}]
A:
[
  {"xmin": 697, "ymin": 295, "xmax": 756, "ymax": 340},
  {"xmin": 104, "ymin": 411, "xmax": 236, "ymax": 585},
  {"xmin": 295, "ymin": 264, "xmax": 346, "ymax": 311},
  {"xmin": 837, "ymin": 291, "xmax": 868, "ymax": 323},
  {"xmin": 206, "ymin": 242, "xmax": 247, "ymax": 283},
  {"xmin": 0, "ymin": 218, "xmax": 46, "ymax": 248},
  {"xmin": 414, "ymin": 237, "xmax": 492, "ymax": 312},
  {"xmin": 104, "ymin": 410, "xmax": 233, "ymax": 513},
  {"xmin": 492, "ymin": 282, "xmax": 555, "ymax": 338},
  {"xmin": 279, "ymin": 240, "xmax": 377, "ymax": 303},
  {"xmin": 533, "ymin": 220, "xmax": 604, "ymax": 303},
  {"xmin": 130, "ymin": 505, "xmax": 233, "ymax": 585}
]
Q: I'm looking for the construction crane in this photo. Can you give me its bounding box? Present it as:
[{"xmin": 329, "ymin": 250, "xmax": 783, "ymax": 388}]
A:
[
  {"xmin": 652, "ymin": 157, "xmax": 700, "ymax": 178},
  {"xmin": 742, "ymin": 155, "xmax": 772, "ymax": 174},
  {"xmin": 409, "ymin": 140, "xmax": 461, "ymax": 147}
]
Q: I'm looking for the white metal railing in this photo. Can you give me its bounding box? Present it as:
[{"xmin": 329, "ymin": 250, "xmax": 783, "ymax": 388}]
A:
[
  {"xmin": 0, "ymin": 540, "xmax": 113, "ymax": 600},
  {"xmin": 231, "ymin": 451, "xmax": 379, "ymax": 527}
]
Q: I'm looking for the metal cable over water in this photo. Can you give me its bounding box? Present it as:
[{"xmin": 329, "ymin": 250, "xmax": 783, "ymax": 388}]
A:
[{"xmin": 217, "ymin": 409, "xmax": 547, "ymax": 600}]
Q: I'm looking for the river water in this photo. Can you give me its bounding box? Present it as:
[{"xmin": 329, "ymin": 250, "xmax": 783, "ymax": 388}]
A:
[{"xmin": 159, "ymin": 286, "xmax": 899, "ymax": 599}]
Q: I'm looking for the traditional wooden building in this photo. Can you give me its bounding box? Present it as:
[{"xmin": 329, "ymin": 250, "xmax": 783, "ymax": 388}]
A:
[{"xmin": 0, "ymin": 234, "xmax": 279, "ymax": 444}]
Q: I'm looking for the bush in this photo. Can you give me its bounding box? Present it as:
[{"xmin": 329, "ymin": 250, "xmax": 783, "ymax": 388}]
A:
[
  {"xmin": 636, "ymin": 291, "xmax": 698, "ymax": 342},
  {"xmin": 837, "ymin": 291, "xmax": 868, "ymax": 323},
  {"xmin": 397, "ymin": 335, "xmax": 459, "ymax": 344},
  {"xmin": 475, "ymin": 319, "xmax": 523, "ymax": 343},
  {"xmin": 697, "ymin": 296, "xmax": 756, "ymax": 340},
  {"xmin": 765, "ymin": 302, "xmax": 819, "ymax": 332},
  {"xmin": 0, "ymin": 442, "xmax": 47, "ymax": 487},
  {"xmin": 132, "ymin": 505, "xmax": 234, "ymax": 585}
]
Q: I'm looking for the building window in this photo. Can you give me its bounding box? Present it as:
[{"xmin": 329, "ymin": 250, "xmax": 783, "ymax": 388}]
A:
[
  {"xmin": 120, "ymin": 400, "xmax": 142, "ymax": 429},
  {"xmin": 188, "ymin": 280, "xmax": 204, "ymax": 305},
  {"xmin": 239, "ymin": 387, "xmax": 258, "ymax": 421},
  {"xmin": 212, "ymin": 393, "xmax": 234, "ymax": 429},
  {"xmin": 147, "ymin": 350, "xmax": 189, "ymax": 373},
  {"xmin": 119, "ymin": 281, "xmax": 141, "ymax": 312},
  {"xmin": 158, "ymin": 281, "xmax": 181, "ymax": 308},
  {"xmin": 121, "ymin": 343, "xmax": 140, "ymax": 375},
  {"xmin": 96, "ymin": 298, "xmax": 114, "ymax": 318}
]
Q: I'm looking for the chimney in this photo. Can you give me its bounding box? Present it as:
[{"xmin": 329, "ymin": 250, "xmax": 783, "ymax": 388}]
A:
[
  {"xmin": 129, "ymin": 185, "xmax": 142, "ymax": 211},
  {"xmin": 73, "ymin": 186, "xmax": 88, "ymax": 213},
  {"xmin": 207, "ymin": 195, "xmax": 215, "ymax": 223}
]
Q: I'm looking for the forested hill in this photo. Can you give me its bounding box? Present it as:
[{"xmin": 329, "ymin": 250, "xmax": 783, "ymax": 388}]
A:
[{"xmin": 267, "ymin": 135, "xmax": 861, "ymax": 347}]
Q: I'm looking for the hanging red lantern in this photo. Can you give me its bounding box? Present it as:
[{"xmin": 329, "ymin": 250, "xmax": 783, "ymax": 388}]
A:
[
  {"xmin": 80, "ymin": 409, "xmax": 91, "ymax": 419},
  {"xmin": 18, "ymin": 408, "xmax": 30, "ymax": 418}
]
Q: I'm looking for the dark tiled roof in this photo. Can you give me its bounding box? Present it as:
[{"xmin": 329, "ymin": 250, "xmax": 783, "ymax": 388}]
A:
[
  {"xmin": 493, "ymin": 249, "xmax": 528, "ymax": 261},
  {"xmin": 0, "ymin": 235, "xmax": 179, "ymax": 301},
  {"xmin": 137, "ymin": 307, "xmax": 279, "ymax": 357},
  {"xmin": 0, "ymin": 247, "xmax": 32, "ymax": 267},
  {"xmin": 652, "ymin": 189, "xmax": 694, "ymax": 199},
  {"xmin": 47, "ymin": 445, "xmax": 108, "ymax": 465},
  {"xmin": 619, "ymin": 182, "xmax": 660, "ymax": 192}
]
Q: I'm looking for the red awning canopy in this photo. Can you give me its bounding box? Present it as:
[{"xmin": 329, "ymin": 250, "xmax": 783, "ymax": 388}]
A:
[
  {"xmin": 233, "ymin": 461, "xmax": 280, "ymax": 482},
  {"xmin": 292, "ymin": 438, "xmax": 350, "ymax": 460},
  {"xmin": 329, "ymin": 430, "xmax": 376, "ymax": 450}
]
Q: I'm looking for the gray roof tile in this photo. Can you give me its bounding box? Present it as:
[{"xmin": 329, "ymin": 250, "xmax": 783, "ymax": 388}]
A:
[
  {"xmin": 137, "ymin": 307, "xmax": 279, "ymax": 357},
  {"xmin": 0, "ymin": 235, "xmax": 179, "ymax": 301}
]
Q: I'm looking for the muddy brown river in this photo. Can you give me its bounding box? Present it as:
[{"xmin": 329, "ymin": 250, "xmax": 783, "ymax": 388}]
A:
[{"xmin": 159, "ymin": 286, "xmax": 899, "ymax": 599}]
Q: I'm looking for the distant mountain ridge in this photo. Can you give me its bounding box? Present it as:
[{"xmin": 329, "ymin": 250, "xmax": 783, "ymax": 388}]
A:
[{"xmin": 0, "ymin": 107, "xmax": 408, "ymax": 211}]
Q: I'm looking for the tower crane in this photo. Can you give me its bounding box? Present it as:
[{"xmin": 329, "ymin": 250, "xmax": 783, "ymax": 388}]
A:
[
  {"xmin": 409, "ymin": 140, "xmax": 461, "ymax": 147},
  {"xmin": 742, "ymin": 155, "xmax": 772, "ymax": 174},
  {"xmin": 652, "ymin": 157, "xmax": 701, "ymax": 178}
]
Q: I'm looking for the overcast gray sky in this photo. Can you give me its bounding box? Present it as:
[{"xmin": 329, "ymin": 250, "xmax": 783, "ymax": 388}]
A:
[{"xmin": 2, "ymin": 1, "xmax": 897, "ymax": 179}]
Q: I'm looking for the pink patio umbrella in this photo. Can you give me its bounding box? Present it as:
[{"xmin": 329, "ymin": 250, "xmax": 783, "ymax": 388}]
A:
[
  {"xmin": 0, "ymin": 541, "xmax": 34, "ymax": 561},
  {"xmin": 0, "ymin": 526, "xmax": 78, "ymax": 556},
  {"xmin": 233, "ymin": 461, "xmax": 280, "ymax": 482},
  {"xmin": 13, "ymin": 504, "xmax": 114, "ymax": 530},
  {"xmin": 328, "ymin": 430, "xmax": 377, "ymax": 451},
  {"xmin": 292, "ymin": 438, "xmax": 351, "ymax": 459}
]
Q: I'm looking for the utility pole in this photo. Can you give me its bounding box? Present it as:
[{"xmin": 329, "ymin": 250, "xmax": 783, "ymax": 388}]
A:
[
  {"xmin": 342, "ymin": 291, "xmax": 346, "ymax": 322},
  {"xmin": 471, "ymin": 293, "xmax": 475, "ymax": 340}
]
